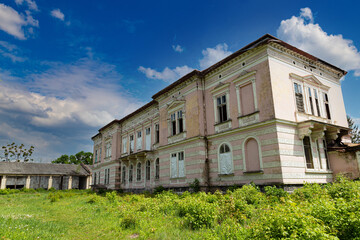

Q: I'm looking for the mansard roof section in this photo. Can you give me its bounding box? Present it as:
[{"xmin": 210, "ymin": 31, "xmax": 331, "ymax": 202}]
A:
[{"xmin": 152, "ymin": 34, "xmax": 347, "ymax": 100}]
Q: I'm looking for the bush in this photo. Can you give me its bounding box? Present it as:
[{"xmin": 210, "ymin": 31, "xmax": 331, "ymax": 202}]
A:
[
  {"xmin": 189, "ymin": 178, "xmax": 200, "ymax": 193},
  {"xmin": 264, "ymin": 185, "xmax": 288, "ymax": 202},
  {"xmin": 48, "ymin": 192, "xmax": 62, "ymax": 202},
  {"xmin": 153, "ymin": 185, "xmax": 165, "ymax": 194},
  {"xmin": 178, "ymin": 196, "xmax": 218, "ymax": 229},
  {"xmin": 120, "ymin": 214, "xmax": 138, "ymax": 229}
]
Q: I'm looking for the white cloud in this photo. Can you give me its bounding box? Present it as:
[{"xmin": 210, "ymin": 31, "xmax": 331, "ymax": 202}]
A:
[
  {"xmin": 0, "ymin": 3, "xmax": 38, "ymax": 39},
  {"xmin": 0, "ymin": 59, "xmax": 143, "ymax": 128},
  {"xmin": 50, "ymin": 9, "xmax": 65, "ymax": 21},
  {"xmin": 138, "ymin": 65, "xmax": 194, "ymax": 83},
  {"xmin": 172, "ymin": 44, "xmax": 184, "ymax": 53},
  {"xmin": 15, "ymin": 0, "xmax": 38, "ymax": 11},
  {"xmin": 199, "ymin": 43, "xmax": 232, "ymax": 69},
  {"xmin": 277, "ymin": 7, "xmax": 360, "ymax": 76},
  {"xmin": 0, "ymin": 41, "xmax": 26, "ymax": 62}
]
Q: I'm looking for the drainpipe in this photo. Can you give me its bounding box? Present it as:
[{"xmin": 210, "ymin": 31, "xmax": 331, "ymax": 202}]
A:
[{"xmin": 201, "ymin": 75, "xmax": 210, "ymax": 191}]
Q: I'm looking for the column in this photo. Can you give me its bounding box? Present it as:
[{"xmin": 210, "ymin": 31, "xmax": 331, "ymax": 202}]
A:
[
  {"xmin": 25, "ymin": 175, "xmax": 31, "ymax": 189},
  {"xmin": 48, "ymin": 176, "xmax": 53, "ymax": 189},
  {"xmin": 86, "ymin": 176, "xmax": 92, "ymax": 189},
  {"xmin": 0, "ymin": 175, "xmax": 6, "ymax": 189},
  {"xmin": 68, "ymin": 176, "xmax": 72, "ymax": 190}
]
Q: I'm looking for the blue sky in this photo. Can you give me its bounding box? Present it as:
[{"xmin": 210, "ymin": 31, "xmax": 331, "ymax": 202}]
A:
[{"xmin": 0, "ymin": 0, "xmax": 359, "ymax": 162}]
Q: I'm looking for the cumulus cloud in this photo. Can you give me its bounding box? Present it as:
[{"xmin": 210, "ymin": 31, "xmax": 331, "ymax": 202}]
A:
[
  {"xmin": 277, "ymin": 7, "xmax": 360, "ymax": 76},
  {"xmin": 0, "ymin": 57, "xmax": 144, "ymax": 161},
  {"xmin": 138, "ymin": 65, "xmax": 194, "ymax": 83},
  {"xmin": 50, "ymin": 9, "xmax": 65, "ymax": 21},
  {"xmin": 199, "ymin": 43, "xmax": 232, "ymax": 69},
  {"xmin": 172, "ymin": 44, "xmax": 184, "ymax": 53},
  {"xmin": 0, "ymin": 3, "xmax": 38, "ymax": 39},
  {"xmin": 139, "ymin": 43, "xmax": 233, "ymax": 82}
]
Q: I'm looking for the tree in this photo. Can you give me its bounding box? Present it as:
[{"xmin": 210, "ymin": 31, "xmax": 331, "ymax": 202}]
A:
[
  {"xmin": 52, "ymin": 151, "xmax": 93, "ymax": 165},
  {"xmin": 347, "ymin": 115, "xmax": 360, "ymax": 143},
  {"xmin": 1, "ymin": 142, "xmax": 34, "ymax": 162}
]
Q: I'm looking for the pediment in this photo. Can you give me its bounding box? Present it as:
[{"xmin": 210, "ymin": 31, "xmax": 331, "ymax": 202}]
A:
[
  {"xmin": 167, "ymin": 99, "xmax": 185, "ymax": 110},
  {"xmin": 290, "ymin": 73, "xmax": 330, "ymax": 90},
  {"xmin": 210, "ymin": 82, "xmax": 230, "ymax": 95}
]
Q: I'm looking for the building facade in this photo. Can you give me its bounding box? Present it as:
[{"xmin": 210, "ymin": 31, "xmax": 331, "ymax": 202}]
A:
[
  {"xmin": 91, "ymin": 34, "xmax": 359, "ymax": 192},
  {"xmin": 0, "ymin": 162, "xmax": 91, "ymax": 190}
]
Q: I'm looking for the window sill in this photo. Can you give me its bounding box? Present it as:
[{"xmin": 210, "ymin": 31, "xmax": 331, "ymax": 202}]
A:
[
  {"xmin": 218, "ymin": 173, "xmax": 234, "ymax": 177},
  {"xmin": 295, "ymin": 112, "xmax": 331, "ymax": 124},
  {"xmin": 214, "ymin": 119, "xmax": 232, "ymax": 126},
  {"xmin": 243, "ymin": 170, "xmax": 264, "ymax": 174},
  {"xmin": 168, "ymin": 131, "xmax": 187, "ymax": 144},
  {"xmin": 238, "ymin": 111, "xmax": 259, "ymax": 127},
  {"xmin": 238, "ymin": 110, "xmax": 259, "ymax": 119},
  {"xmin": 305, "ymin": 169, "xmax": 333, "ymax": 174},
  {"xmin": 170, "ymin": 177, "xmax": 186, "ymax": 180}
]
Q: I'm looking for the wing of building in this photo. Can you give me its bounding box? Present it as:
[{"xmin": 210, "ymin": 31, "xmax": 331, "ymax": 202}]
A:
[{"xmin": 91, "ymin": 34, "xmax": 360, "ymax": 192}]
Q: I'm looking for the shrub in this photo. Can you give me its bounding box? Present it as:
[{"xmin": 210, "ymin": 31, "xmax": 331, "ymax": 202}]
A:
[
  {"xmin": 189, "ymin": 178, "xmax": 200, "ymax": 193},
  {"xmin": 120, "ymin": 214, "xmax": 138, "ymax": 229},
  {"xmin": 264, "ymin": 185, "xmax": 288, "ymax": 202},
  {"xmin": 327, "ymin": 175, "xmax": 360, "ymax": 200},
  {"xmin": 178, "ymin": 197, "xmax": 218, "ymax": 229},
  {"xmin": 48, "ymin": 192, "xmax": 62, "ymax": 202},
  {"xmin": 153, "ymin": 185, "xmax": 165, "ymax": 194},
  {"xmin": 106, "ymin": 191, "xmax": 118, "ymax": 203}
]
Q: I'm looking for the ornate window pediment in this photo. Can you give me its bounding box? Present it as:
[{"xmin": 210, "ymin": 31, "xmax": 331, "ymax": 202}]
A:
[
  {"xmin": 290, "ymin": 73, "xmax": 330, "ymax": 91},
  {"xmin": 167, "ymin": 99, "xmax": 185, "ymax": 111}
]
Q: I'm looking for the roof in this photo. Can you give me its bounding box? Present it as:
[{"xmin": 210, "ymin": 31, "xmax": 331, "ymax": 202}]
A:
[
  {"xmin": 0, "ymin": 162, "xmax": 90, "ymax": 176},
  {"xmin": 95, "ymin": 34, "xmax": 348, "ymax": 135}
]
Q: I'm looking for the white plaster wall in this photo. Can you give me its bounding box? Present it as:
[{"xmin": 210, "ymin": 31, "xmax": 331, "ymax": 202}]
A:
[{"xmin": 268, "ymin": 57, "xmax": 348, "ymax": 128}]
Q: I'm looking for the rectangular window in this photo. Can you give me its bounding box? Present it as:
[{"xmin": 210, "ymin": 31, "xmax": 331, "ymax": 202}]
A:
[
  {"xmin": 323, "ymin": 93, "xmax": 331, "ymax": 119},
  {"xmin": 122, "ymin": 166, "xmax": 126, "ymax": 183},
  {"xmin": 178, "ymin": 110, "xmax": 184, "ymax": 133},
  {"xmin": 308, "ymin": 87, "xmax": 314, "ymax": 115},
  {"xmin": 105, "ymin": 143, "xmax": 111, "ymax": 158},
  {"xmin": 155, "ymin": 124, "xmax": 160, "ymax": 143},
  {"xmin": 104, "ymin": 169, "xmax": 110, "ymax": 185},
  {"xmin": 145, "ymin": 127, "xmax": 151, "ymax": 150},
  {"xmin": 170, "ymin": 152, "xmax": 185, "ymax": 178},
  {"xmin": 240, "ymin": 83, "xmax": 255, "ymax": 115},
  {"xmin": 137, "ymin": 131, "xmax": 142, "ymax": 150},
  {"xmin": 314, "ymin": 89, "xmax": 321, "ymax": 117},
  {"xmin": 323, "ymin": 140, "xmax": 330, "ymax": 170},
  {"xmin": 130, "ymin": 135, "xmax": 134, "ymax": 153},
  {"xmin": 217, "ymin": 95, "xmax": 228, "ymax": 123},
  {"xmin": 93, "ymin": 172, "xmax": 97, "ymax": 184},
  {"xmin": 146, "ymin": 127, "xmax": 151, "ymax": 135},
  {"xmin": 294, "ymin": 83, "xmax": 304, "ymax": 112},
  {"xmin": 129, "ymin": 165, "xmax": 133, "ymax": 182},
  {"xmin": 303, "ymin": 136, "xmax": 314, "ymax": 169},
  {"xmin": 171, "ymin": 113, "xmax": 176, "ymax": 135},
  {"xmin": 316, "ymin": 139, "xmax": 322, "ymax": 169},
  {"xmin": 94, "ymin": 149, "xmax": 98, "ymax": 163},
  {"xmin": 122, "ymin": 137, "xmax": 127, "ymax": 153}
]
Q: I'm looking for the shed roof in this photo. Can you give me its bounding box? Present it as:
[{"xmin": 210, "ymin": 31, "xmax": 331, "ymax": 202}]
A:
[{"xmin": 0, "ymin": 162, "xmax": 90, "ymax": 176}]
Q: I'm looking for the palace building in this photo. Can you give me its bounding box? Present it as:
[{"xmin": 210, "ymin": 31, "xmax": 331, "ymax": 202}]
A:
[{"xmin": 91, "ymin": 34, "xmax": 360, "ymax": 192}]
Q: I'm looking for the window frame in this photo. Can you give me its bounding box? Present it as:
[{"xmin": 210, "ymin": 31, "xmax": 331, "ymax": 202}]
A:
[
  {"xmin": 217, "ymin": 143, "xmax": 234, "ymax": 175},
  {"xmin": 233, "ymin": 71, "xmax": 258, "ymax": 117},
  {"xmin": 303, "ymin": 136, "xmax": 314, "ymax": 169},
  {"xmin": 155, "ymin": 123, "xmax": 160, "ymax": 144},
  {"xmin": 129, "ymin": 164, "xmax": 133, "ymax": 182},
  {"xmin": 136, "ymin": 162, "xmax": 142, "ymax": 181},
  {"xmin": 146, "ymin": 160, "xmax": 151, "ymax": 181},
  {"xmin": 170, "ymin": 151, "xmax": 186, "ymax": 179},
  {"xmin": 105, "ymin": 142, "xmax": 112, "ymax": 158},
  {"xmin": 242, "ymin": 136, "xmax": 263, "ymax": 172},
  {"xmin": 155, "ymin": 158, "xmax": 160, "ymax": 180}
]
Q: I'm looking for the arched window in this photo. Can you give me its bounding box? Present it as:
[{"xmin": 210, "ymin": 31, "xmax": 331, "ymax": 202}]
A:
[
  {"xmin": 218, "ymin": 143, "xmax": 233, "ymax": 174},
  {"xmin": 155, "ymin": 158, "xmax": 160, "ymax": 180},
  {"xmin": 136, "ymin": 162, "xmax": 142, "ymax": 181},
  {"xmin": 244, "ymin": 138, "xmax": 261, "ymax": 172},
  {"xmin": 129, "ymin": 164, "xmax": 133, "ymax": 182},
  {"xmin": 146, "ymin": 160, "xmax": 151, "ymax": 181},
  {"xmin": 122, "ymin": 166, "xmax": 126, "ymax": 183}
]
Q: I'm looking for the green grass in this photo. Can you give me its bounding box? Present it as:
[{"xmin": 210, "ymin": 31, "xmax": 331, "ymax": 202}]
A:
[{"xmin": 0, "ymin": 176, "xmax": 359, "ymax": 239}]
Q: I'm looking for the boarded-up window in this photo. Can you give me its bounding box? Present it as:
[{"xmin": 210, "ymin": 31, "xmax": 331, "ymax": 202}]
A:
[
  {"xmin": 130, "ymin": 135, "xmax": 134, "ymax": 153},
  {"xmin": 240, "ymin": 83, "xmax": 255, "ymax": 116},
  {"xmin": 219, "ymin": 144, "xmax": 233, "ymax": 174},
  {"xmin": 170, "ymin": 152, "xmax": 185, "ymax": 178},
  {"xmin": 245, "ymin": 138, "xmax": 261, "ymax": 172},
  {"xmin": 137, "ymin": 131, "xmax": 142, "ymax": 150},
  {"xmin": 145, "ymin": 127, "xmax": 151, "ymax": 150},
  {"xmin": 294, "ymin": 83, "xmax": 304, "ymax": 112},
  {"xmin": 122, "ymin": 137, "xmax": 127, "ymax": 153},
  {"xmin": 170, "ymin": 153, "xmax": 177, "ymax": 178}
]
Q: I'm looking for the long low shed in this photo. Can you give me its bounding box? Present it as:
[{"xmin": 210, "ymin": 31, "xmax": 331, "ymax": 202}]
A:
[{"xmin": 0, "ymin": 162, "xmax": 92, "ymax": 190}]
